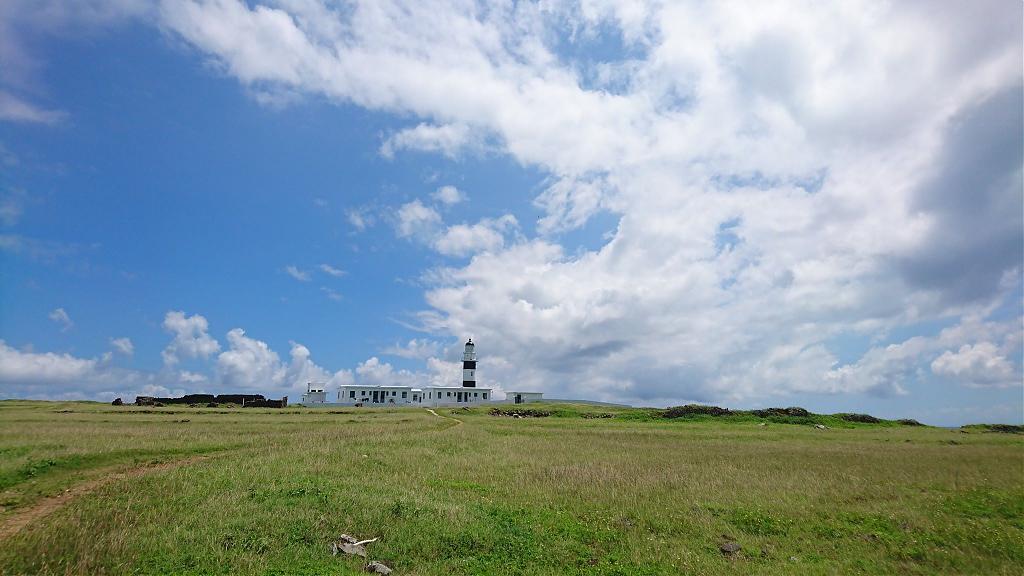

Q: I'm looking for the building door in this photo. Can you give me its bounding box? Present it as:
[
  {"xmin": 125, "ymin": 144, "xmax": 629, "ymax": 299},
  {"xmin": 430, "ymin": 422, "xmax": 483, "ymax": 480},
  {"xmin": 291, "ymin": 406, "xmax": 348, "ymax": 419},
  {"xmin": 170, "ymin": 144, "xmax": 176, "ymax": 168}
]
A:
[
  {"xmin": 515, "ymin": 394, "xmax": 522, "ymax": 404},
  {"xmin": 372, "ymin": 390, "xmax": 379, "ymax": 403},
  {"xmin": 457, "ymin": 392, "xmax": 463, "ymax": 402}
]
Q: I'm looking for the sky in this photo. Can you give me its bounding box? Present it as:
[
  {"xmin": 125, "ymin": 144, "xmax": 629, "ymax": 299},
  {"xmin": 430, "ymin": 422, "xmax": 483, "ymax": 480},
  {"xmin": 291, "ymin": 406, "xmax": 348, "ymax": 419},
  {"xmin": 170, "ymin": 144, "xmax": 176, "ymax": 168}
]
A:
[{"xmin": 0, "ymin": 0, "xmax": 1021, "ymax": 426}]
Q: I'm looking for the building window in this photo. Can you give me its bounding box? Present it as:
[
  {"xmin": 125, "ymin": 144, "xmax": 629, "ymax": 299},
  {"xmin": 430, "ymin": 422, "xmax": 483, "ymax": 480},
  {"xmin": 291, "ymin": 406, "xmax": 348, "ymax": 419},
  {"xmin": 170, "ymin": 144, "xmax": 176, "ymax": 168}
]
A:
[
  {"xmin": 483, "ymin": 393, "xmax": 488, "ymax": 399},
  {"xmin": 402, "ymin": 391, "xmax": 407, "ymax": 398},
  {"xmin": 447, "ymin": 392, "xmax": 451, "ymax": 397},
  {"xmin": 474, "ymin": 392, "xmax": 478, "ymax": 397},
  {"xmin": 349, "ymin": 391, "xmax": 355, "ymax": 398}
]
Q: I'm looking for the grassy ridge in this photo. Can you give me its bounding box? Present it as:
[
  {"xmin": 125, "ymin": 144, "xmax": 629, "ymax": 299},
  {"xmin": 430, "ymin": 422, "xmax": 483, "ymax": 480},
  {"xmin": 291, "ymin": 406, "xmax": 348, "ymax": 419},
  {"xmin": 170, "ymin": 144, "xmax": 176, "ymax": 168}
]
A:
[
  {"xmin": 0, "ymin": 400, "xmax": 1021, "ymax": 575},
  {"xmin": 481, "ymin": 402, "xmax": 916, "ymax": 428}
]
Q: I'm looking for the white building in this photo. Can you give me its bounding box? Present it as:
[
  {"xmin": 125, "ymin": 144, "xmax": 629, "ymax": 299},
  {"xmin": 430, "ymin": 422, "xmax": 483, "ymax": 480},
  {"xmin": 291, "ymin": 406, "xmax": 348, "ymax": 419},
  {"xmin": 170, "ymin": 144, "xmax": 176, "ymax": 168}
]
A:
[
  {"xmin": 333, "ymin": 339, "xmax": 492, "ymax": 407},
  {"xmin": 504, "ymin": 391, "xmax": 544, "ymax": 404},
  {"xmin": 302, "ymin": 383, "xmax": 328, "ymax": 404}
]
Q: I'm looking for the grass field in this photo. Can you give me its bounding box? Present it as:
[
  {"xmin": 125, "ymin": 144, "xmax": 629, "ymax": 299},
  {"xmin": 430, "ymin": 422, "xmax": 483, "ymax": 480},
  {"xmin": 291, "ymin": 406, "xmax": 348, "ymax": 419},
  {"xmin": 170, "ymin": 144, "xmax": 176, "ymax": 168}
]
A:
[{"xmin": 0, "ymin": 400, "xmax": 1021, "ymax": 575}]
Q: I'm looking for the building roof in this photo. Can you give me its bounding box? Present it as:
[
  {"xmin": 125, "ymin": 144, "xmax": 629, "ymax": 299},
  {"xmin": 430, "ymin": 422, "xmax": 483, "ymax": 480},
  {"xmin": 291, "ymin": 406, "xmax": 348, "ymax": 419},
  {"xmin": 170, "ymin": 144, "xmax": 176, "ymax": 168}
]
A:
[{"xmin": 338, "ymin": 384, "xmax": 415, "ymax": 389}]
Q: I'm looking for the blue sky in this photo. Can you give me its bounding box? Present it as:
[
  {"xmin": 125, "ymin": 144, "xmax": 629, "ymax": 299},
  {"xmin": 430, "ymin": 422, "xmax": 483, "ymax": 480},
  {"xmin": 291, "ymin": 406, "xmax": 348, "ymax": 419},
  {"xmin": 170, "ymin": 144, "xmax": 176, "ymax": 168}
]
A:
[{"xmin": 0, "ymin": 1, "xmax": 1021, "ymax": 426}]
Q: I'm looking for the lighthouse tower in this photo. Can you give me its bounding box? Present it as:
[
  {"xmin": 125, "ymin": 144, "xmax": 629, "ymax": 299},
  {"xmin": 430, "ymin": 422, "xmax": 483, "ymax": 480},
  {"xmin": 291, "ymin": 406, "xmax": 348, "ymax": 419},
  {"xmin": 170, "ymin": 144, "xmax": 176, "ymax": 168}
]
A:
[{"xmin": 462, "ymin": 339, "xmax": 476, "ymax": 387}]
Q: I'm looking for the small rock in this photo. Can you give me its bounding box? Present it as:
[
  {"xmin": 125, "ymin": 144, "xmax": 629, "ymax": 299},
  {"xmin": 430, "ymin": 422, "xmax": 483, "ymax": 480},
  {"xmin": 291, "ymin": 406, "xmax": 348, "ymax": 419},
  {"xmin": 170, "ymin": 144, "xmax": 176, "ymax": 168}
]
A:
[
  {"xmin": 720, "ymin": 541, "xmax": 741, "ymax": 555},
  {"xmin": 111, "ymin": 398, "xmax": 123, "ymax": 406},
  {"xmin": 365, "ymin": 561, "xmax": 393, "ymax": 574},
  {"xmin": 814, "ymin": 424, "xmax": 828, "ymax": 430},
  {"xmin": 789, "ymin": 556, "xmax": 798, "ymax": 562},
  {"xmin": 757, "ymin": 422, "xmax": 767, "ymax": 427},
  {"xmin": 331, "ymin": 534, "xmax": 377, "ymax": 558}
]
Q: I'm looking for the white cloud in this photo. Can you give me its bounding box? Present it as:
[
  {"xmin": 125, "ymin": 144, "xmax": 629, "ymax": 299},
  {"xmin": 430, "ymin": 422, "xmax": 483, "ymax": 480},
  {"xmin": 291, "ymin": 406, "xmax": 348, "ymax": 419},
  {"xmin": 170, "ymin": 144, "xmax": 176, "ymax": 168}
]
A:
[
  {"xmin": 178, "ymin": 370, "xmax": 207, "ymax": 383},
  {"xmin": 110, "ymin": 337, "xmax": 134, "ymax": 356},
  {"xmin": 48, "ymin": 308, "xmax": 72, "ymax": 332},
  {"xmin": 216, "ymin": 329, "xmax": 353, "ymax": 395},
  {"xmin": 216, "ymin": 328, "xmax": 286, "ymax": 390},
  {"xmin": 381, "ymin": 123, "xmax": 476, "ymax": 159},
  {"xmin": 394, "ymin": 199, "xmax": 441, "ymax": 241},
  {"xmin": 346, "ymin": 208, "xmax": 373, "ymax": 231},
  {"xmin": 931, "ymin": 342, "xmax": 1016, "ymax": 388},
  {"xmin": 0, "ymin": 340, "xmax": 94, "ymax": 382},
  {"xmin": 433, "ymin": 214, "xmax": 518, "ymax": 257},
  {"xmin": 161, "ymin": 310, "xmax": 220, "ymax": 365},
  {"xmin": 0, "ymin": 91, "xmax": 66, "ymax": 125},
  {"xmin": 353, "ymin": 356, "xmax": 428, "ymax": 387},
  {"xmin": 285, "ymin": 265, "xmax": 310, "ymax": 281},
  {"xmin": 320, "ymin": 286, "xmax": 342, "ymax": 301},
  {"xmin": 286, "ymin": 341, "xmax": 352, "ymax": 389},
  {"xmin": 319, "ymin": 263, "xmax": 345, "ymax": 277},
  {"xmin": 3, "ymin": 1, "xmax": 1020, "ymax": 408},
  {"xmin": 0, "ymin": 1, "xmax": 153, "ymax": 124},
  {"xmin": 432, "ymin": 185, "xmax": 465, "ymax": 206},
  {"xmin": 0, "ymin": 339, "xmax": 166, "ymax": 403},
  {"xmin": 382, "ymin": 338, "xmax": 441, "ymax": 359}
]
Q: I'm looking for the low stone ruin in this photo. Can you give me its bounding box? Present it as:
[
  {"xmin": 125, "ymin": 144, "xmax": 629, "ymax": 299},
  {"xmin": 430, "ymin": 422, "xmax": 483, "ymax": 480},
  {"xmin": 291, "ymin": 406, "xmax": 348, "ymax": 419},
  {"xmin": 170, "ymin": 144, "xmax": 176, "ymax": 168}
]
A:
[{"xmin": 134, "ymin": 394, "xmax": 288, "ymax": 408}]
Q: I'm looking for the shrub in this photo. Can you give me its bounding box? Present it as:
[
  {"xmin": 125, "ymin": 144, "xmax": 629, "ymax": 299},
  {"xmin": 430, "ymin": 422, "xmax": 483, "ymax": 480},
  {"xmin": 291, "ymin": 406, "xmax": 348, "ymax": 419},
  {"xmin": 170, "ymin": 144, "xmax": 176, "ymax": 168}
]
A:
[
  {"xmin": 751, "ymin": 407, "xmax": 810, "ymax": 418},
  {"xmin": 897, "ymin": 418, "xmax": 924, "ymax": 426},
  {"xmin": 839, "ymin": 413, "xmax": 881, "ymax": 423},
  {"xmin": 663, "ymin": 405, "xmax": 732, "ymax": 418},
  {"xmin": 984, "ymin": 424, "xmax": 1024, "ymax": 434}
]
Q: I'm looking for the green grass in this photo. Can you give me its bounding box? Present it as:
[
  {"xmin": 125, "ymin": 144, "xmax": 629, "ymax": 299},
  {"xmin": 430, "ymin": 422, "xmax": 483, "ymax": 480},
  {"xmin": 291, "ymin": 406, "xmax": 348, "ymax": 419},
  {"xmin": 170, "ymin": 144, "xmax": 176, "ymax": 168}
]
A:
[{"xmin": 0, "ymin": 400, "xmax": 1021, "ymax": 575}]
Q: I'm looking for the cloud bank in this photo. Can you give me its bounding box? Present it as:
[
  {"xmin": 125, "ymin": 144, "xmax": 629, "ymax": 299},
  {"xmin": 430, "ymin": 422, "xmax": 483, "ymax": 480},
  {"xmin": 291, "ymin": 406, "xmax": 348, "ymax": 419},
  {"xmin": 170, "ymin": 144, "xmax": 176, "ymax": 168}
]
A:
[{"xmin": 0, "ymin": 1, "xmax": 1020, "ymax": 417}]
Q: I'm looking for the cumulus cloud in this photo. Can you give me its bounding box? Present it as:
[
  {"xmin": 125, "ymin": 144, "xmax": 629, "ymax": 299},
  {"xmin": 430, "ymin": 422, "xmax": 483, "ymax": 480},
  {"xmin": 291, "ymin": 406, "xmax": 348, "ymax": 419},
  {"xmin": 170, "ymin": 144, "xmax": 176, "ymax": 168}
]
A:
[
  {"xmin": 433, "ymin": 214, "xmax": 518, "ymax": 257},
  {"xmin": 0, "ymin": 340, "xmax": 168, "ymax": 402},
  {"xmin": 48, "ymin": 308, "xmax": 72, "ymax": 332},
  {"xmin": 394, "ymin": 199, "xmax": 442, "ymax": 241},
  {"xmin": 161, "ymin": 310, "xmax": 220, "ymax": 365},
  {"xmin": 381, "ymin": 123, "xmax": 476, "ymax": 159},
  {"xmin": 0, "ymin": 340, "xmax": 94, "ymax": 382},
  {"xmin": 931, "ymin": 343, "xmax": 1016, "ymax": 388},
  {"xmin": 216, "ymin": 328, "xmax": 286, "ymax": 390},
  {"xmin": 178, "ymin": 370, "xmax": 207, "ymax": 384},
  {"xmin": 432, "ymin": 185, "xmax": 465, "ymax": 206},
  {"xmin": 1, "ymin": 318, "xmax": 354, "ymax": 401},
  {"xmin": 3, "ymin": 1, "xmax": 1021, "ymax": 408},
  {"xmin": 216, "ymin": 329, "xmax": 353, "ymax": 394},
  {"xmin": 110, "ymin": 337, "xmax": 134, "ymax": 356}
]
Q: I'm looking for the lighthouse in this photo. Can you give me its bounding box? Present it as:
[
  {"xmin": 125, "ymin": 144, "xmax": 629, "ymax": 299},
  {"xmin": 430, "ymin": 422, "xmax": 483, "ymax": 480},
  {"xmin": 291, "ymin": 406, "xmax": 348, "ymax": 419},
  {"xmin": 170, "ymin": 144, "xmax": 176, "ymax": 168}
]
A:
[{"xmin": 462, "ymin": 338, "xmax": 476, "ymax": 387}]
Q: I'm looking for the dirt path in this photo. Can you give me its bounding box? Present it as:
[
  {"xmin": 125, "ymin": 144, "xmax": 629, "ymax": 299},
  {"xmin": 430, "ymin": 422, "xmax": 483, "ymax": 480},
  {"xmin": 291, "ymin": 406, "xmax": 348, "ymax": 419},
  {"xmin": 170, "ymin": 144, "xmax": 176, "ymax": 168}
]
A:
[
  {"xmin": 426, "ymin": 408, "xmax": 463, "ymax": 429},
  {"xmin": 0, "ymin": 455, "xmax": 211, "ymax": 541}
]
